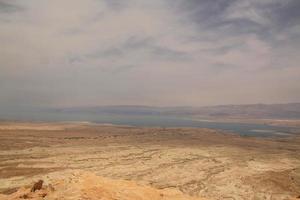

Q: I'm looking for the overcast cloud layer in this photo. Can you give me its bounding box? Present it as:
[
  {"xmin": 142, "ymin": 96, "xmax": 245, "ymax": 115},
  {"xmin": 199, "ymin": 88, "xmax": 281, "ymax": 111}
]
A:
[{"xmin": 0, "ymin": 0, "xmax": 300, "ymax": 109}]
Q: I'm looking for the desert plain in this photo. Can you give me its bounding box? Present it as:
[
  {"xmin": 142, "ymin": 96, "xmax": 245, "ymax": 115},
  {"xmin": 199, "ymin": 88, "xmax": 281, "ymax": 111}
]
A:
[{"xmin": 0, "ymin": 122, "xmax": 300, "ymax": 200}]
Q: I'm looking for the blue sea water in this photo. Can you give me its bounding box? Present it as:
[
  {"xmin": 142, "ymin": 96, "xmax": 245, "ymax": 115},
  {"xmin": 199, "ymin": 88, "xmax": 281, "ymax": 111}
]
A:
[{"xmin": 2, "ymin": 111, "xmax": 294, "ymax": 137}]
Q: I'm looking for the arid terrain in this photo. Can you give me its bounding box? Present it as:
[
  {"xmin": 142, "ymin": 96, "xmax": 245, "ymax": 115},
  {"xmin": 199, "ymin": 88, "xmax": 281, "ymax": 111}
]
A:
[
  {"xmin": 0, "ymin": 171, "xmax": 206, "ymax": 200},
  {"xmin": 0, "ymin": 122, "xmax": 300, "ymax": 200}
]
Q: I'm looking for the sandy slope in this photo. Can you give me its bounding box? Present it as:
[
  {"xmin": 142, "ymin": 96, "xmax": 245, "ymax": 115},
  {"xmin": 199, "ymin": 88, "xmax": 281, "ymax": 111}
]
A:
[{"xmin": 0, "ymin": 171, "xmax": 205, "ymax": 200}]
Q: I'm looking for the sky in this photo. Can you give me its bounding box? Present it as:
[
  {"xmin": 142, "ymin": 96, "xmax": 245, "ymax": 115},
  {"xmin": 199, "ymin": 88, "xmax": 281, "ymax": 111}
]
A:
[{"xmin": 0, "ymin": 0, "xmax": 300, "ymax": 109}]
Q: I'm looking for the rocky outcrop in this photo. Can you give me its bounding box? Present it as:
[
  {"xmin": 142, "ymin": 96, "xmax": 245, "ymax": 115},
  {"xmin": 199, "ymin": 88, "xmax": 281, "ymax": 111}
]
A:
[
  {"xmin": 30, "ymin": 180, "xmax": 43, "ymax": 192},
  {"xmin": 0, "ymin": 171, "xmax": 206, "ymax": 200}
]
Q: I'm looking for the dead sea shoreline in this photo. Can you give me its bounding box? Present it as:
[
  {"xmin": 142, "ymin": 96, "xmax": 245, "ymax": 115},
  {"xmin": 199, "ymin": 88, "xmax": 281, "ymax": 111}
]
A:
[{"xmin": 1, "ymin": 117, "xmax": 298, "ymax": 138}]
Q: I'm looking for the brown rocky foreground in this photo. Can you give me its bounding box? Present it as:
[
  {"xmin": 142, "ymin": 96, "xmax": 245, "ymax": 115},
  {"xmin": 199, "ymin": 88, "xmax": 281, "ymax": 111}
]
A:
[
  {"xmin": 0, "ymin": 171, "xmax": 206, "ymax": 200},
  {"xmin": 0, "ymin": 122, "xmax": 300, "ymax": 200}
]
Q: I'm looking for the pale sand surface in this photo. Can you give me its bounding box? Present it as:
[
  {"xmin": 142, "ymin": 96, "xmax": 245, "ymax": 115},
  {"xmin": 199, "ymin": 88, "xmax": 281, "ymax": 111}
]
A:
[
  {"xmin": 0, "ymin": 122, "xmax": 300, "ymax": 200},
  {"xmin": 0, "ymin": 171, "xmax": 207, "ymax": 200}
]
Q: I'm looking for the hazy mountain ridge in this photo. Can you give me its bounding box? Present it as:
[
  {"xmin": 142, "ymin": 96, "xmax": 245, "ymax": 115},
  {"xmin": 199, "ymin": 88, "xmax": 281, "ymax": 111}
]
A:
[{"xmin": 56, "ymin": 103, "xmax": 300, "ymax": 119}]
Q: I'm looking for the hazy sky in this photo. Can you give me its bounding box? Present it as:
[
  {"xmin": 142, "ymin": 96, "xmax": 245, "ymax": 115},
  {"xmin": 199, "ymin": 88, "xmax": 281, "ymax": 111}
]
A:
[{"xmin": 0, "ymin": 0, "xmax": 300, "ymax": 109}]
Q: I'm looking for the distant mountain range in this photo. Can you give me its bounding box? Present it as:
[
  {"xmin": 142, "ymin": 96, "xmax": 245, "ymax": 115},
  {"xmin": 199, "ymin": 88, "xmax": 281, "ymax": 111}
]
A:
[{"xmin": 55, "ymin": 103, "xmax": 300, "ymax": 119}]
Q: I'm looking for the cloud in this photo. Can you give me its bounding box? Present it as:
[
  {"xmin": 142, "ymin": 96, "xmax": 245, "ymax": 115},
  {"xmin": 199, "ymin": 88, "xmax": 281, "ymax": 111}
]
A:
[
  {"xmin": 0, "ymin": 1, "xmax": 22, "ymax": 13},
  {"xmin": 87, "ymin": 36, "xmax": 191, "ymax": 62},
  {"xmin": 0, "ymin": 0, "xmax": 299, "ymax": 109}
]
